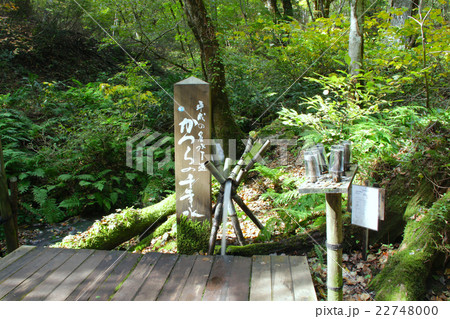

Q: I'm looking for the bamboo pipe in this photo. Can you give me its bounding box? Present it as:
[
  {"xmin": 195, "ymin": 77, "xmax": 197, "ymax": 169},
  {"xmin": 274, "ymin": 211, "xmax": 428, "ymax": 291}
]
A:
[
  {"xmin": 236, "ymin": 139, "xmax": 271, "ymax": 184},
  {"xmin": 204, "ymin": 160, "xmax": 226, "ymax": 184}
]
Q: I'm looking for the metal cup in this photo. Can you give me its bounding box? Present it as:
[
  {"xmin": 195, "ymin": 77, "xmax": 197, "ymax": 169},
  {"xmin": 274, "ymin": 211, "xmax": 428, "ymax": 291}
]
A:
[
  {"xmin": 341, "ymin": 141, "xmax": 352, "ymax": 171},
  {"xmin": 304, "ymin": 149, "xmax": 321, "ymax": 183},
  {"xmin": 315, "ymin": 143, "xmax": 328, "ymax": 173},
  {"xmin": 329, "ymin": 145, "xmax": 344, "ymax": 182}
]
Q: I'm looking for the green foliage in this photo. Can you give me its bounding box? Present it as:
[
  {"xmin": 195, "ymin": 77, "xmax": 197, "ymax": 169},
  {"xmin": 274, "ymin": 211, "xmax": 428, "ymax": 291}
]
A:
[
  {"xmin": 250, "ymin": 163, "xmax": 286, "ymax": 191},
  {"xmin": 254, "ymin": 164, "xmax": 326, "ymax": 238},
  {"xmin": 314, "ymin": 244, "xmax": 325, "ymax": 265},
  {"xmin": 278, "ymin": 68, "xmax": 449, "ymax": 179},
  {"xmin": 0, "ymin": 76, "xmax": 173, "ymax": 224}
]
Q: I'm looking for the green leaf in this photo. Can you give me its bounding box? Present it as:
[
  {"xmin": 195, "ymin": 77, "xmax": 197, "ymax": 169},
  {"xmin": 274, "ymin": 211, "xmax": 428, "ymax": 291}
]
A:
[
  {"xmin": 59, "ymin": 197, "xmax": 81, "ymax": 209},
  {"xmin": 110, "ymin": 192, "xmax": 118, "ymax": 205},
  {"xmin": 33, "ymin": 187, "xmax": 48, "ymax": 206},
  {"xmin": 125, "ymin": 172, "xmax": 138, "ymax": 181},
  {"xmin": 31, "ymin": 168, "xmax": 45, "ymax": 178},
  {"xmin": 58, "ymin": 174, "xmax": 73, "ymax": 181},
  {"xmin": 79, "ymin": 180, "xmax": 92, "ymax": 187},
  {"xmin": 93, "ymin": 181, "xmax": 106, "ymax": 191},
  {"xmin": 76, "ymin": 174, "xmax": 96, "ymax": 181},
  {"xmin": 103, "ymin": 200, "xmax": 111, "ymax": 210}
]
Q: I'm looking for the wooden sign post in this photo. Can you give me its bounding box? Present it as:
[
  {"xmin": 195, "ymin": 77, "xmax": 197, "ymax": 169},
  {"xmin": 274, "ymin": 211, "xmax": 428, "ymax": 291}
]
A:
[{"xmin": 174, "ymin": 77, "xmax": 212, "ymax": 254}]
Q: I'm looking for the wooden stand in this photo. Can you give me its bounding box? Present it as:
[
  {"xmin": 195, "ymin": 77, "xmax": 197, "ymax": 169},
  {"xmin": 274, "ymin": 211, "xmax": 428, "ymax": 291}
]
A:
[
  {"xmin": 298, "ymin": 164, "xmax": 358, "ymax": 301},
  {"xmin": 206, "ymin": 139, "xmax": 269, "ymax": 255}
]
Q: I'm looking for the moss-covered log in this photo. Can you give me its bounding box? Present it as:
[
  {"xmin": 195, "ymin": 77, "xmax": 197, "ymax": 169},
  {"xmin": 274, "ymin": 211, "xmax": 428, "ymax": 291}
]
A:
[
  {"xmin": 212, "ymin": 231, "xmax": 320, "ymax": 257},
  {"xmin": 53, "ymin": 193, "xmax": 176, "ymax": 250},
  {"xmin": 369, "ymin": 121, "xmax": 449, "ymax": 244},
  {"xmin": 369, "ymin": 192, "xmax": 449, "ymax": 300},
  {"xmin": 131, "ymin": 214, "xmax": 176, "ymax": 252}
]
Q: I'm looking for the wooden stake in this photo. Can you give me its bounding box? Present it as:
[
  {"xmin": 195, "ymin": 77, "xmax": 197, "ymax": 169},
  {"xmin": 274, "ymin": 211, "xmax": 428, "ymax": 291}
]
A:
[
  {"xmin": 362, "ymin": 228, "xmax": 369, "ymax": 260},
  {"xmin": 0, "ymin": 139, "xmax": 18, "ymax": 252},
  {"xmin": 8, "ymin": 176, "xmax": 19, "ymax": 231},
  {"xmin": 326, "ymin": 193, "xmax": 343, "ymax": 301}
]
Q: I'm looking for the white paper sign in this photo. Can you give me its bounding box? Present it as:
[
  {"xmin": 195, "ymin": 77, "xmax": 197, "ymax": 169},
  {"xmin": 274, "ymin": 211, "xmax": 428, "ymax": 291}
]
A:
[{"xmin": 351, "ymin": 185, "xmax": 385, "ymax": 231}]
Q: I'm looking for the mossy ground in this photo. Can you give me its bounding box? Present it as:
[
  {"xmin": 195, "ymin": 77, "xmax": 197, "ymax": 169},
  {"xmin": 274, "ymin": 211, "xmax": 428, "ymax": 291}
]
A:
[{"xmin": 177, "ymin": 216, "xmax": 210, "ymax": 255}]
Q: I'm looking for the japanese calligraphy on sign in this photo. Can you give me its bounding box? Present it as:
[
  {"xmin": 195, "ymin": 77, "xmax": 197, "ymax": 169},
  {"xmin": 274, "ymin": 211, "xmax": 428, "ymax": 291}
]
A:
[{"xmin": 174, "ymin": 77, "xmax": 211, "ymax": 223}]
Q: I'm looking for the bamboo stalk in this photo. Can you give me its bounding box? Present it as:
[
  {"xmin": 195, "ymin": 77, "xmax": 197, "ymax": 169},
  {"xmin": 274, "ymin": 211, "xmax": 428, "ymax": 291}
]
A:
[
  {"xmin": 229, "ymin": 203, "xmax": 245, "ymax": 246},
  {"xmin": 223, "ymin": 157, "xmax": 233, "ymax": 177},
  {"xmin": 205, "ymin": 160, "xmax": 226, "ymax": 184},
  {"xmin": 208, "ymin": 192, "xmax": 223, "ymax": 255},
  {"xmin": 242, "ymin": 140, "xmax": 271, "ymax": 173},
  {"xmin": 236, "ymin": 139, "xmax": 271, "ymax": 184},
  {"xmin": 232, "ymin": 194, "xmax": 264, "ymax": 230},
  {"xmin": 326, "ymin": 193, "xmax": 343, "ymax": 301}
]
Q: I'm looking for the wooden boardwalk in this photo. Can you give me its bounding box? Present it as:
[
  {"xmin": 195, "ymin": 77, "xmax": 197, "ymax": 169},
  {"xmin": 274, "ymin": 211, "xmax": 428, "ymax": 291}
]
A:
[{"xmin": 0, "ymin": 246, "xmax": 316, "ymax": 301}]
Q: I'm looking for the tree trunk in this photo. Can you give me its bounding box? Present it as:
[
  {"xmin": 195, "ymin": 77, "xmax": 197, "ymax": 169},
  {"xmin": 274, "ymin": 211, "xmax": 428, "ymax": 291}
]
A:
[
  {"xmin": 262, "ymin": 0, "xmax": 282, "ymax": 22},
  {"xmin": 348, "ymin": 0, "xmax": 364, "ymax": 76},
  {"xmin": 388, "ymin": 0, "xmax": 416, "ymax": 46},
  {"xmin": 54, "ymin": 193, "xmax": 176, "ymax": 250},
  {"xmin": 306, "ymin": 0, "xmax": 316, "ymax": 22},
  {"xmin": 182, "ymin": 0, "xmax": 244, "ymax": 155},
  {"xmin": 390, "ymin": 0, "xmax": 414, "ymax": 28},
  {"xmin": 369, "ymin": 192, "xmax": 449, "ymax": 300},
  {"xmin": 281, "ymin": 0, "xmax": 294, "ymax": 19},
  {"xmin": 313, "ymin": 0, "xmax": 334, "ymax": 18}
]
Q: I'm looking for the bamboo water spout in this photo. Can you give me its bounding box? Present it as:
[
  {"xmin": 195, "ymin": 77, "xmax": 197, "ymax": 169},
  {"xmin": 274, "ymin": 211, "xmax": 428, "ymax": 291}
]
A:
[{"xmin": 205, "ymin": 139, "xmax": 270, "ymax": 255}]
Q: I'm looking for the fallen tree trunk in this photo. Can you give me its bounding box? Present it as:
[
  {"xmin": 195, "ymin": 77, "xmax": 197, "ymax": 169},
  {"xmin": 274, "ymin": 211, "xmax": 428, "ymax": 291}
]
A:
[
  {"xmin": 53, "ymin": 193, "xmax": 176, "ymax": 250},
  {"xmin": 131, "ymin": 214, "xmax": 177, "ymax": 252},
  {"xmin": 369, "ymin": 192, "xmax": 449, "ymax": 300},
  {"xmin": 213, "ymin": 231, "xmax": 323, "ymax": 257},
  {"xmin": 368, "ymin": 121, "xmax": 449, "ymax": 244}
]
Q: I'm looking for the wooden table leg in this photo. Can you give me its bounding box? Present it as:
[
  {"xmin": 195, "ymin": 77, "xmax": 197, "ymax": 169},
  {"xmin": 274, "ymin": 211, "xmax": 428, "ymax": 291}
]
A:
[{"xmin": 326, "ymin": 193, "xmax": 343, "ymax": 301}]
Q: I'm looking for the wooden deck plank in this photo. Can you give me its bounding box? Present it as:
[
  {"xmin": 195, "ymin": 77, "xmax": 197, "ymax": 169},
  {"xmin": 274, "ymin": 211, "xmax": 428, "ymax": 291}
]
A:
[
  {"xmin": 45, "ymin": 250, "xmax": 109, "ymax": 301},
  {"xmin": 178, "ymin": 255, "xmax": 214, "ymax": 301},
  {"xmin": 0, "ymin": 246, "xmax": 36, "ymax": 272},
  {"xmin": 0, "ymin": 248, "xmax": 63, "ymax": 299},
  {"xmin": 1, "ymin": 249, "xmax": 76, "ymax": 301},
  {"xmin": 290, "ymin": 256, "xmax": 317, "ymax": 301},
  {"xmin": 202, "ymin": 255, "xmax": 233, "ymax": 301},
  {"xmin": 0, "ymin": 247, "xmax": 45, "ymax": 283},
  {"xmin": 226, "ymin": 256, "xmax": 252, "ymax": 301},
  {"xmin": 112, "ymin": 252, "xmax": 161, "ymax": 301},
  {"xmin": 271, "ymin": 255, "xmax": 294, "ymax": 301},
  {"xmin": 65, "ymin": 250, "xmax": 124, "ymax": 301},
  {"xmin": 23, "ymin": 249, "xmax": 94, "ymax": 301},
  {"xmin": 134, "ymin": 253, "xmax": 178, "ymax": 301},
  {"xmin": 0, "ymin": 246, "xmax": 318, "ymax": 301},
  {"xmin": 156, "ymin": 254, "xmax": 196, "ymax": 301},
  {"xmin": 89, "ymin": 252, "xmax": 140, "ymax": 301},
  {"xmin": 249, "ymin": 255, "xmax": 272, "ymax": 301}
]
